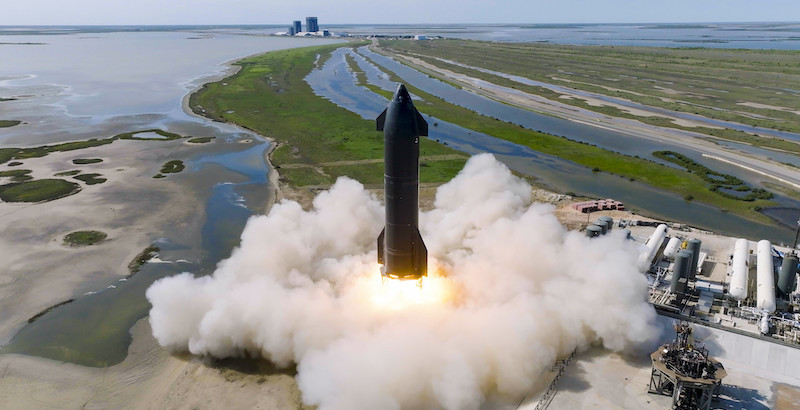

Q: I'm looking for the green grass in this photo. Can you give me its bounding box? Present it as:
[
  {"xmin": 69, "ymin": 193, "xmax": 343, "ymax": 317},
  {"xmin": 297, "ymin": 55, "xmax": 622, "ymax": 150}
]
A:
[
  {"xmin": 653, "ymin": 150, "xmax": 773, "ymax": 201},
  {"xmin": 25, "ymin": 299, "xmax": 76, "ymax": 323},
  {"xmin": 0, "ymin": 120, "xmax": 22, "ymax": 128},
  {"xmin": 128, "ymin": 245, "xmax": 159, "ymax": 275},
  {"xmin": 54, "ymin": 170, "xmax": 81, "ymax": 177},
  {"xmin": 72, "ymin": 158, "xmax": 103, "ymax": 165},
  {"xmin": 0, "ymin": 179, "xmax": 80, "ymax": 202},
  {"xmin": 355, "ymin": 46, "xmax": 775, "ymax": 222},
  {"xmin": 763, "ymin": 182, "xmax": 800, "ymax": 201},
  {"xmin": 279, "ymin": 167, "xmax": 332, "ymax": 187},
  {"xmin": 420, "ymin": 159, "xmax": 469, "ymax": 183},
  {"xmin": 0, "ymin": 130, "xmax": 187, "ymax": 165},
  {"xmin": 187, "ymin": 136, "xmax": 215, "ymax": 143},
  {"xmin": 73, "ymin": 173, "xmax": 107, "ymax": 185},
  {"xmin": 0, "ymin": 169, "xmax": 33, "ymax": 182},
  {"xmin": 190, "ymin": 44, "xmax": 774, "ymax": 223},
  {"xmin": 325, "ymin": 163, "xmax": 385, "ymax": 186},
  {"xmin": 0, "ymin": 149, "xmax": 19, "ymax": 164},
  {"xmin": 15, "ymin": 139, "xmax": 115, "ymax": 159},
  {"xmin": 189, "ymin": 44, "xmax": 462, "ymax": 186},
  {"xmin": 63, "ymin": 230, "xmax": 107, "ymax": 247},
  {"xmin": 7, "ymin": 161, "xmax": 23, "ymax": 167},
  {"xmin": 117, "ymin": 129, "xmax": 182, "ymax": 141},
  {"xmin": 379, "ymin": 39, "xmax": 800, "ymax": 156},
  {"xmin": 159, "ymin": 160, "xmax": 185, "ymax": 174}
]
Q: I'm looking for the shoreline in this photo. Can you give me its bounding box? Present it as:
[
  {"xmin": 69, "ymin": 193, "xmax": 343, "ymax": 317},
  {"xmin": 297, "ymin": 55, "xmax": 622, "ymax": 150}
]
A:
[
  {"xmin": 1, "ymin": 39, "xmax": 795, "ymax": 409},
  {"xmin": 0, "ymin": 44, "xmax": 312, "ymax": 409},
  {"xmin": 180, "ymin": 53, "xmax": 285, "ymax": 214}
]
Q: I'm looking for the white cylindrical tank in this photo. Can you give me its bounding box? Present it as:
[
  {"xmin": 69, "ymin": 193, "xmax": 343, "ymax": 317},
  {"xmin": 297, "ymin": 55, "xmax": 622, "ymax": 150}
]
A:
[
  {"xmin": 663, "ymin": 237, "xmax": 682, "ymax": 260},
  {"xmin": 756, "ymin": 239, "xmax": 776, "ymax": 312},
  {"xmin": 637, "ymin": 224, "xmax": 668, "ymax": 272},
  {"xmin": 729, "ymin": 238, "xmax": 749, "ymax": 300}
]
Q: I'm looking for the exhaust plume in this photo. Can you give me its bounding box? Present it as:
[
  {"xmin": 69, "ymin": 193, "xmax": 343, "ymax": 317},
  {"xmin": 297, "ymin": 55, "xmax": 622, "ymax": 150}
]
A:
[{"xmin": 147, "ymin": 153, "xmax": 657, "ymax": 409}]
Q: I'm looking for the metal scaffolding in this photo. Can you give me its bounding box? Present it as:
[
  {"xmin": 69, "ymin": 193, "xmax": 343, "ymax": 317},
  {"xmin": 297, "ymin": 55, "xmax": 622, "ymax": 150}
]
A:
[{"xmin": 648, "ymin": 323, "xmax": 726, "ymax": 410}]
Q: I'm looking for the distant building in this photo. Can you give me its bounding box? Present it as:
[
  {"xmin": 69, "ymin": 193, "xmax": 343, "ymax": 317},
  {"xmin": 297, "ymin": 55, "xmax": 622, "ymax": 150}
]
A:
[
  {"xmin": 293, "ymin": 20, "xmax": 302, "ymax": 34},
  {"xmin": 288, "ymin": 25, "xmax": 296, "ymax": 36},
  {"xmin": 414, "ymin": 35, "xmax": 428, "ymax": 40},
  {"xmin": 306, "ymin": 17, "xmax": 319, "ymax": 33}
]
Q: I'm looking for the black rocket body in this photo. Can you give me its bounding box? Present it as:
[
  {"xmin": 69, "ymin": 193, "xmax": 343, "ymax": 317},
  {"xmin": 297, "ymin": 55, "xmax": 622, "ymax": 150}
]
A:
[{"xmin": 377, "ymin": 84, "xmax": 428, "ymax": 280}]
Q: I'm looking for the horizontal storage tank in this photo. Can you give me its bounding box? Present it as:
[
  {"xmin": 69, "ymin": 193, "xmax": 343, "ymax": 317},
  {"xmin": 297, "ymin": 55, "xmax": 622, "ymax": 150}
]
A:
[
  {"xmin": 778, "ymin": 254, "xmax": 799, "ymax": 298},
  {"xmin": 756, "ymin": 239, "xmax": 777, "ymax": 312},
  {"xmin": 663, "ymin": 237, "xmax": 682, "ymax": 260},
  {"xmin": 637, "ymin": 224, "xmax": 668, "ymax": 272},
  {"xmin": 729, "ymin": 239, "xmax": 749, "ymax": 300},
  {"xmin": 586, "ymin": 224, "xmax": 603, "ymax": 238}
]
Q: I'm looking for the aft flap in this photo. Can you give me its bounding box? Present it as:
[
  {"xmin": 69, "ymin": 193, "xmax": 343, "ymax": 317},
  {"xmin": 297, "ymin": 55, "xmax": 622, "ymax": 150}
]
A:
[
  {"xmin": 376, "ymin": 109, "xmax": 387, "ymax": 131},
  {"xmin": 414, "ymin": 110, "xmax": 428, "ymax": 136},
  {"xmin": 377, "ymin": 228, "xmax": 385, "ymax": 264},
  {"xmin": 413, "ymin": 227, "xmax": 428, "ymax": 277}
]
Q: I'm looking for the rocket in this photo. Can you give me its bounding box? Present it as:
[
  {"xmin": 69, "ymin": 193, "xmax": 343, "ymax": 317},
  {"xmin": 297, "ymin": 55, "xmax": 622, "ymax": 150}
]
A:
[{"xmin": 377, "ymin": 84, "xmax": 428, "ymax": 281}]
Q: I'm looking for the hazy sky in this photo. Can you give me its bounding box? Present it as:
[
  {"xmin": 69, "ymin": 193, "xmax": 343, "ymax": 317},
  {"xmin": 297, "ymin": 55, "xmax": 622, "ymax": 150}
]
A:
[{"xmin": 4, "ymin": 0, "xmax": 800, "ymax": 25}]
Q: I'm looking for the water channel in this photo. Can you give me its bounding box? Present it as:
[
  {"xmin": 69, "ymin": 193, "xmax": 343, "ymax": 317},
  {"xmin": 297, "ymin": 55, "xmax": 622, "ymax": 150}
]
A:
[
  {"xmin": 307, "ymin": 46, "xmax": 794, "ymax": 243},
  {"xmin": 1, "ymin": 33, "xmax": 795, "ymax": 367},
  {"xmin": 0, "ymin": 32, "xmax": 340, "ymax": 365}
]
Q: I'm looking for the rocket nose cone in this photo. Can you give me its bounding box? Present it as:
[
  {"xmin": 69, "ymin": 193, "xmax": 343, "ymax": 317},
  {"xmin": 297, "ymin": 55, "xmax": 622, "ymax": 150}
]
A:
[{"xmin": 392, "ymin": 84, "xmax": 412, "ymax": 104}]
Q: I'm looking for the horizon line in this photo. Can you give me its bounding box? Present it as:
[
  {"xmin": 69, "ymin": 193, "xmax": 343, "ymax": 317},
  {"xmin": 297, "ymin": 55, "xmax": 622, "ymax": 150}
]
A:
[{"xmin": 2, "ymin": 21, "xmax": 800, "ymax": 27}]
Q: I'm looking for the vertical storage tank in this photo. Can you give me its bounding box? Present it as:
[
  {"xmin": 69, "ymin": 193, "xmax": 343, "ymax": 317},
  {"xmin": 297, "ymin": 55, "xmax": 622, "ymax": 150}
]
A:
[
  {"xmin": 671, "ymin": 250, "xmax": 691, "ymax": 293},
  {"xmin": 687, "ymin": 239, "xmax": 702, "ymax": 280},
  {"xmin": 598, "ymin": 216, "xmax": 613, "ymax": 232},
  {"xmin": 756, "ymin": 239, "xmax": 777, "ymax": 312},
  {"xmin": 778, "ymin": 254, "xmax": 799, "ymax": 298},
  {"xmin": 586, "ymin": 224, "xmax": 603, "ymax": 238},
  {"xmin": 729, "ymin": 238, "xmax": 749, "ymax": 300}
]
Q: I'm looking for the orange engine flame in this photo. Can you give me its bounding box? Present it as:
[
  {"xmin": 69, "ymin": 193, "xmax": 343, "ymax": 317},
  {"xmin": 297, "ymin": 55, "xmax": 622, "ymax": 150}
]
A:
[{"xmin": 370, "ymin": 265, "xmax": 454, "ymax": 310}]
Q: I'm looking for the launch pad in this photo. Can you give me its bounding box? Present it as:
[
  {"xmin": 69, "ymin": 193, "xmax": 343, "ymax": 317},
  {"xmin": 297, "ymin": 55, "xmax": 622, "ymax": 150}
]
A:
[{"xmin": 648, "ymin": 323, "xmax": 726, "ymax": 410}]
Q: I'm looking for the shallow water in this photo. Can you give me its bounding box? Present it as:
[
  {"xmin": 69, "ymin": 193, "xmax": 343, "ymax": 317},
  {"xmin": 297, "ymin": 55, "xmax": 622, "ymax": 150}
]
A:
[
  {"xmin": 0, "ymin": 32, "xmax": 340, "ymax": 146},
  {"xmin": 0, "ymin": 31, "xmax": 339, "ymax": 365},
  {"xmin": 433, "ymin": 57, "xmax": 800, "ymax": 142},
  {"xmin": 1, "ymin": 30, "xmax": 795, "ymax": 367},
  {"xmin": 307, "ymin": 46, "xmax": 794, "ymax": 243},
  {"xmin": 1, "ymin": 142, "xmax": 270, "ymax": 366},
  {"xmin": 352, "ymin": 46, "xmax": 800, "ymax": 210},
  {"xmin": 328, "ymin": 23, "xmax": 800, "ymax": 50}
]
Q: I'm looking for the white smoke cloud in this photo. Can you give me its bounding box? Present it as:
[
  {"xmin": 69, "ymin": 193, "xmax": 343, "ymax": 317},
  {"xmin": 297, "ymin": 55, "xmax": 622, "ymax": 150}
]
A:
[{"xmin": 146, "ymin": 153, "xmax": 657, "ymax": 409}]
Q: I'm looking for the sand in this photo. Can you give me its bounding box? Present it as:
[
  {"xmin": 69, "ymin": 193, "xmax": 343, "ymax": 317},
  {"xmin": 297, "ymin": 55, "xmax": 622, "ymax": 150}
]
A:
[
  {"xmin": 395, "ymin": 53, "xmax": 724, "ymax": 130},
  {"xmin": 0, "ymin": 131, "xmax": 299, "ymax": 409},
  {"xmin": 2, "ymin": 43, "xmax": 798, "ymax": 409},
  {"xmin": 381, "ymin": 50, "xmax": 800, "ymax": 193},
  {"xmin": 0, "ymin": 138, "xmax": 212, "ymax": 345},
  {"xmin": 0, "ymin": 318, "xmax": 307, "ymax": 409},
  {"xmin": 738, "ymin": 101, "xmax": 800, "ymax": 116}
]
